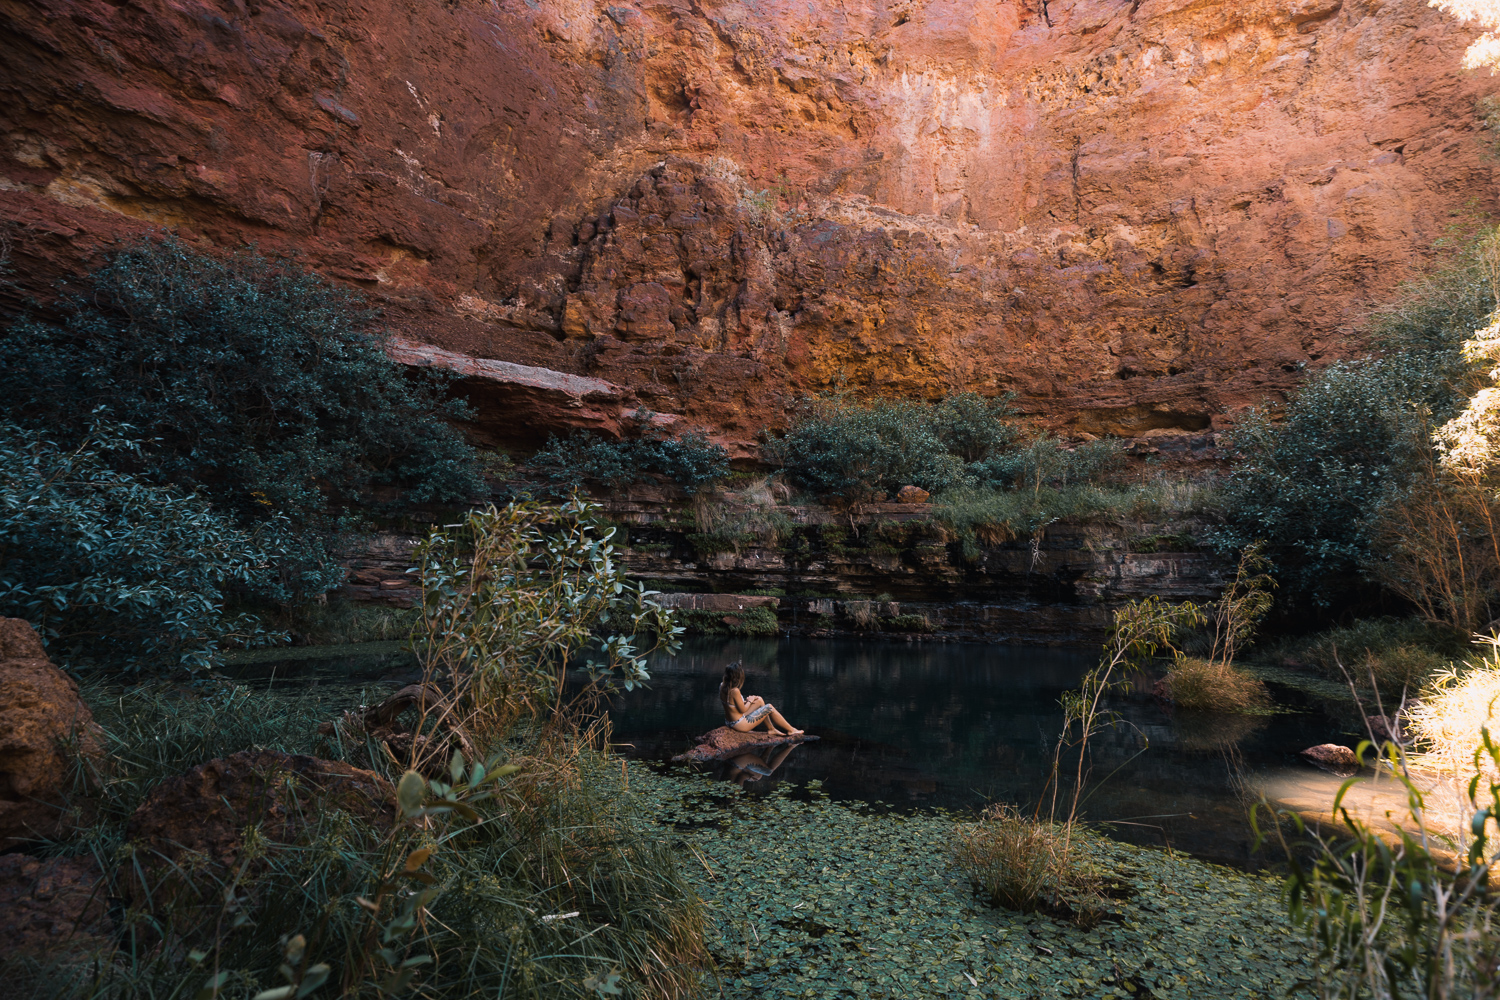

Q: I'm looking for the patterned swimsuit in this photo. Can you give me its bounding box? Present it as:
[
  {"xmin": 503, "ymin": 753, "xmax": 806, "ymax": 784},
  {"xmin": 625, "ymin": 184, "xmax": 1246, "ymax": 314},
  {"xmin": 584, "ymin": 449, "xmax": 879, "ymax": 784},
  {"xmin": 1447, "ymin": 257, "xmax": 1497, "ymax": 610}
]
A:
[{"xmin": 726, "ymin": 702, "xmax": 773, "ymax": 728}]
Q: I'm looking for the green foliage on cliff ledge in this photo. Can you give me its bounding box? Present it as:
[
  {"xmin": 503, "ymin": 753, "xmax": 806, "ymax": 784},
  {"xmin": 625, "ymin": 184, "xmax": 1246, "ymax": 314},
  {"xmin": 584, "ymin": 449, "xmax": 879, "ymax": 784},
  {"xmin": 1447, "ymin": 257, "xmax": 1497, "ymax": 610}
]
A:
[
  {"xmin": 0, "ymin": 237, "xmax": 483, "ymax": 605},
  {"xmin": 767, "ymin": 392, "xmax": 1017, "ymax": 504},
  {"xmin": 530, "ymin": 414, "xmax": 729, "ymax": 495}
]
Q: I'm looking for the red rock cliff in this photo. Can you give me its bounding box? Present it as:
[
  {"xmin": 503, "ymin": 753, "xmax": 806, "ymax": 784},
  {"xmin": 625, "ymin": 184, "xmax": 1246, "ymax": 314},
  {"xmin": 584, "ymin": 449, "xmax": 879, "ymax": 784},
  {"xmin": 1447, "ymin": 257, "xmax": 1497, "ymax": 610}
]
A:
[{"xmin": 2, "ymin": 0, "xmax": 1496, "ymax": 452}]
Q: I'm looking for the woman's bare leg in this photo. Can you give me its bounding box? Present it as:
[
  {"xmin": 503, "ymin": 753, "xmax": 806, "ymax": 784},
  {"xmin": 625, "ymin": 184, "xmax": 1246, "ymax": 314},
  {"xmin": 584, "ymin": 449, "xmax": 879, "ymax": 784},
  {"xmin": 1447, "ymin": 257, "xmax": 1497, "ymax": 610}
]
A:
[{"xmin": 765, "ymin": 705, "xmax": 802, "ymax": 736}]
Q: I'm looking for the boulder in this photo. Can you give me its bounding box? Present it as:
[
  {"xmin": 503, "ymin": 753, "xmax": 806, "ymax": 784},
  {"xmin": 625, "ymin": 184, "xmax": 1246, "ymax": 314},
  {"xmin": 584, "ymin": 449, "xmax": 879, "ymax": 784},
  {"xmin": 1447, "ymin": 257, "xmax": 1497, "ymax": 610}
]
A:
[
  {"xmin": 0, "ymin": 618, "xmax": 103, "ymax": 848},
  {"xmin": 672, "ymin": 728, "xmax": 818, "ymax": 763},
  {"xmin": 0, "ymin": 853, "xmax": 110, "ymax": 957},
  {"xmin": 895, "ymin": 485, "xmax": 931, "ymax": 504},
  {"xmin": 1301, "ymin": 743, "xmax": 1360, "ymax": 773},
  {"xmin": 126, "ymin": 750, "xmax": 395, "ymax": 872}
]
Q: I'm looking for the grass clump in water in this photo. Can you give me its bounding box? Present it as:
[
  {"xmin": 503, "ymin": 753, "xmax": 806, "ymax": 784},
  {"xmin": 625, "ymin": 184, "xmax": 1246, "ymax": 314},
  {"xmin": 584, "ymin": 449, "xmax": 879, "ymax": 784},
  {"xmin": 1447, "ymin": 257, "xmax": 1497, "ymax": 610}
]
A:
[
  {"xmin": 951, "ymin": 804, "xmax": 1108, "ymax": 926},
  {"xmin": 1161, "ymin": 655, "xmax": 1270, "ymax": 713}
]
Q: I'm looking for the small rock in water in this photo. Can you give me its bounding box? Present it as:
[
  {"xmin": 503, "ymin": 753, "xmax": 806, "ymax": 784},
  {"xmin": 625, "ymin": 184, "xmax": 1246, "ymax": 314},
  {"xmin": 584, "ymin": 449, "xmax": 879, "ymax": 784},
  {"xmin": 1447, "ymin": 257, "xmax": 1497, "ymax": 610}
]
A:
[
  {"xmin": 1301, "ymin": 743, "xmax": 1359, "ymax": 770},
  {"xmin": 895, "ymin": 485, "xmax": 930, "ymax": 504}
]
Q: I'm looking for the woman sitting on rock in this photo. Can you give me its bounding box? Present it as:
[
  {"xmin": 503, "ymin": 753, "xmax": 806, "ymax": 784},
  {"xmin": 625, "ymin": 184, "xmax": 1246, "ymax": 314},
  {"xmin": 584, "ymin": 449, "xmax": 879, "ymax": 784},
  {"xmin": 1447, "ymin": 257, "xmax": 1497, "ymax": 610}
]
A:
[{"xmin": 719, "ymin": 662, "xmax": 803, "ymax": 736}]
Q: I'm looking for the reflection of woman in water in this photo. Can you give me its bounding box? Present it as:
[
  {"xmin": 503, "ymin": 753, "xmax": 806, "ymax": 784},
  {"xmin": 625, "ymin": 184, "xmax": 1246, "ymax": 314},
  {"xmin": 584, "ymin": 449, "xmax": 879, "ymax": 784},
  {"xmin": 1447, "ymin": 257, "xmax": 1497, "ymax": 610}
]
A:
[
  {"xmin": 719, "ymin": 663, "xmax": 803, "ymax": 736},
  {"xmin": 726, "ymin": 742, "xmax": 800, "ymax": 787}
]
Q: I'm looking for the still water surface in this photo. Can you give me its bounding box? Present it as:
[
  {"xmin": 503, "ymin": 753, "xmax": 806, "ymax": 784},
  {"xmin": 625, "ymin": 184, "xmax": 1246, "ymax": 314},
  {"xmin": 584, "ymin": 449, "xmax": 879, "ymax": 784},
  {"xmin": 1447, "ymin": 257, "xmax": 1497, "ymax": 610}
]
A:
[
  {"xmin": 614, "ymin": 636, "xmax": 1346, "ymax": 867},
  {"xmin": 228, "ymin": 635, "xmax": 1354, "ymax": 868}
]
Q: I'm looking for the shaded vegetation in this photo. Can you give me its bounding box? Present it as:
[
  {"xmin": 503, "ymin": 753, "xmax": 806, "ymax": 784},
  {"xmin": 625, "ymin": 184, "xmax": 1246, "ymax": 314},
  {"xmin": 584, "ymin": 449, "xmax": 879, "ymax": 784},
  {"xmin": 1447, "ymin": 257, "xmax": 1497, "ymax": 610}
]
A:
[
  {"xmin": 530, "ymin": 415, "xmax": 729, "ymax": 496},
  {"xmin": 0, "ymin": 422, "xmax": 286, "ymax": 670},
  {"xmin": 13, "ymin": 686, "xmax": 707, "ymax": 1000},
  {"xmin": 0, "ymin": 238, "xmax": 483, "ymax": 667}
]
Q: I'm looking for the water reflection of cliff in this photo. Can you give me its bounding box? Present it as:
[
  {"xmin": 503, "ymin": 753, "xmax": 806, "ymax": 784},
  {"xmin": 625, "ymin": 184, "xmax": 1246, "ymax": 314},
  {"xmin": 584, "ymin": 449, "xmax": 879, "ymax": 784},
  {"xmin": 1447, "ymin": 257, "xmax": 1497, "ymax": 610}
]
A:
[{"xmin": 611, "ymin": 636, "xmax": 1339, "ymax": 868}]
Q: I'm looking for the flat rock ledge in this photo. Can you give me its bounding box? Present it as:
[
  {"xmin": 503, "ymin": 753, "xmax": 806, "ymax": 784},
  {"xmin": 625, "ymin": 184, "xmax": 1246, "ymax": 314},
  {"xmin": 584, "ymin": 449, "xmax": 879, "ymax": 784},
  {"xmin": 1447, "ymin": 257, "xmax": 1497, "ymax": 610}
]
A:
[{"xmin": 672, "ymin": 728, "xmax": 819, "ymax": 763}]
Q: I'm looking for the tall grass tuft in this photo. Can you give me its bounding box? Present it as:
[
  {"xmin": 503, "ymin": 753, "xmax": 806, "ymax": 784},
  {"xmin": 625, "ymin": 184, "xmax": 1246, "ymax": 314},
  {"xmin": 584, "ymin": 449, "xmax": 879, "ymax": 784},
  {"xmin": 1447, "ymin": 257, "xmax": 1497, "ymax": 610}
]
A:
[
  {"xmin": 1407, "ymin": 638, "xmax": 1500, "ymax": 777},
  {"xmin": 951, "ymin": 804, "xmax": 1107, "ymax": 926},
  {"xmin": 1161, "ymin": 656, "xmax": 1269, "ymax": 713}
]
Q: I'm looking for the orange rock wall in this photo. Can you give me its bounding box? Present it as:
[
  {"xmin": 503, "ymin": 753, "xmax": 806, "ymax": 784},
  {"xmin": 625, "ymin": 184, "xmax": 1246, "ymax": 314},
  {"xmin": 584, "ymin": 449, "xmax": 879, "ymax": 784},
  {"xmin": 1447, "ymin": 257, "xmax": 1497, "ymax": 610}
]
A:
[{"xmin": 2, "ymin": 0, "xmax": 1497, "ymax": 450}]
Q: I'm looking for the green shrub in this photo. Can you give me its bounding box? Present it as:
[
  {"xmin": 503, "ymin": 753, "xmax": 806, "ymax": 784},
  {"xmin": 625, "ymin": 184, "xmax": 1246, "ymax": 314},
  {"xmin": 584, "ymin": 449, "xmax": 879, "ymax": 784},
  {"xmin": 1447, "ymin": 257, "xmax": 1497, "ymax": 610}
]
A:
[
  {"xmin": 1216, "ymin": 358, "xmax": 1461, "ymax": 607},
  {"xmin": 1294, "ymin": 616, "xmax": 1465, "ymax": 692},
  {"xmin": 933, "ymin": 480, "xmax": 1211, "ymax": 561},
  {"xmin": 410, "ymin": 497, "xmax": 680, "ymax": 732},
  {"xmin": 1217, "ymin": 234, "xmax": 1494, "ymax": 608},
  {"xmin": 1161, "ymin": 656, "xmax": 1269, "ymax": 713},
  {"xmin": 530, "ymin": 415, "xmax": 729, "ymax": 495},
  {"xmin": 969, "ymin": 436, "xmax": 1124, "ymax": 491},
  {"xmin": 676, "ymin": 606, "xmax": 779, "ymax": 636},
  {"xmin": 0, "ymin": 422, "xmax": 284, "ymax": 670},
  {"xmin": 884, "ymin": 613, "xmax": 934, "ymax": 634},
  {"xmin": 767, "ymin": 393, "xmax": 994, "ymax": 504},
  {"xmin": 0, "ymin": 237, "xmax": 482, "ymax": 607}
]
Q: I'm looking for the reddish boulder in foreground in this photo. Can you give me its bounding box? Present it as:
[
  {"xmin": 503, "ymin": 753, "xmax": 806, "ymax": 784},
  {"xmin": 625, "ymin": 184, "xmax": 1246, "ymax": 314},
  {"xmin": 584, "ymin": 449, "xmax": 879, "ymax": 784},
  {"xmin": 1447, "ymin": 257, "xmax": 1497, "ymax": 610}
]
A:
[
  {"xmin": 0, "ymin": 618, "xmax": 102, "ymax": 848},
  {"xmin": 0, "ymin": 853, "xmax": 109, "ymax": 957},
  {"xmin": 126, "ymin": 750, "xmax": 395, "ymax": 871},
  {"xmin": 673, "ymin": 728, "xmax": 818, "ymax": 764},
  {"xmin": 895, "ymin": 486, "xmax": 931, "ymax": 505}
]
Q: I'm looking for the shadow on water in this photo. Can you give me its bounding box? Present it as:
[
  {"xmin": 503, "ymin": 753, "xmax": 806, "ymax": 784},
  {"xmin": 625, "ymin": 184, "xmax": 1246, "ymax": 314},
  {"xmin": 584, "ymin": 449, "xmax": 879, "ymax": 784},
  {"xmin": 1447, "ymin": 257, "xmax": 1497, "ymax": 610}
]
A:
[{"xmin": 224, "ymin": 635, "xmax": 1357, "ymax": 870}]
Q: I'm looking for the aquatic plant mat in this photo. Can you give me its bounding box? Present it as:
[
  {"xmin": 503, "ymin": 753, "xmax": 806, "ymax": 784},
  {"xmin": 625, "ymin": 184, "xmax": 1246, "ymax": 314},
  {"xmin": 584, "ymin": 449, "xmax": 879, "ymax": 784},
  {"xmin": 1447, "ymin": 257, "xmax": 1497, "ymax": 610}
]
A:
[{"xmin": 633, "ymin": 767, "xmax": 1310, "ymax": 999}]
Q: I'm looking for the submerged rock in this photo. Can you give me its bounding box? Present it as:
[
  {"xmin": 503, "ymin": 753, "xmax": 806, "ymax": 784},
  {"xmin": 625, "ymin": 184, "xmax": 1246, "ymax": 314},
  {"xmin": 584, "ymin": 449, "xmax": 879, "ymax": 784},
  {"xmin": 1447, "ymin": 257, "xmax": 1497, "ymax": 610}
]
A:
[{"xmin": 673, "ymin": 728, "xmax": 819, "ymax": 763}]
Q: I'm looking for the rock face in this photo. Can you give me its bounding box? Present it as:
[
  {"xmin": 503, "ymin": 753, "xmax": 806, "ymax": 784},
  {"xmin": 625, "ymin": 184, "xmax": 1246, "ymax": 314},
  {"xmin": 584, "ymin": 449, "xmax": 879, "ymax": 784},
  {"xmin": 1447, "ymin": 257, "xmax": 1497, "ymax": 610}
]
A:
[
  {"xmin": 3, "ymin": 0, "xmax": 1498, "ymax": 449},
  {"xmin": 126, "ymin": 749, "xmax": 394, "ymax": 870},
  {"xmin": 0, "ymin": 618, "xmax": 101, "ymax": 848}
]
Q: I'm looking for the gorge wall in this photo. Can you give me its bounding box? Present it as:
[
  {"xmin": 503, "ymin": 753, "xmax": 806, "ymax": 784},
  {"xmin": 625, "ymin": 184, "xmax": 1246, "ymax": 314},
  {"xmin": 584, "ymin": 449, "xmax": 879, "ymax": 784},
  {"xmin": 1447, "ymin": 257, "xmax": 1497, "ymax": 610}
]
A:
[{"xmin": 3, "ymin": 0, "xmax": 1498, "ymax": 454}]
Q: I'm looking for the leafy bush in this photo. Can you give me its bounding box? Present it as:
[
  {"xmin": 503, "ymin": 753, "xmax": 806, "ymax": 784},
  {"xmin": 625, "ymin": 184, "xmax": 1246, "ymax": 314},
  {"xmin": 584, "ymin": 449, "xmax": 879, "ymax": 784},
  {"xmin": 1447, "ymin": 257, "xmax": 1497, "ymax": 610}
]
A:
[
  {"xmin": 677, "ymin": 606, "xmax": 779, "ymax": 637},
  {"xmin": 0, "ymin": 421, "xmax": 284, "ymax": 670},
  {"xmin": 1218, "ymin": 233, "xmax": 1497, "ymax": 609},
  {"xmin": 933, "ymin": 480, "xmax": 1214, "ymax": 561},
  {"xmin": 1216, "ymin": 357, "xmax": 1463, "ymax": 606},
  {"xmin": 411, "ymin": 497, "xmax": 680, "ymax": 739},
  {"xmin": 968, "ymin": 436, "xmax": 1124, "ymax": 491},
  {"xmin": 0, "ymin": 237, "xmax": 482, "ymax": 606},
  {"xmin": 1161, "ymin": 657, "xmax": 1269, "ymax": 713},
  {"xmin": 531, "ymin": 418, "xmax": 728, "ymax": 495},
  {"xmin": 767, "ymin": 393, "xmax": 1009, "ymax": 504}
]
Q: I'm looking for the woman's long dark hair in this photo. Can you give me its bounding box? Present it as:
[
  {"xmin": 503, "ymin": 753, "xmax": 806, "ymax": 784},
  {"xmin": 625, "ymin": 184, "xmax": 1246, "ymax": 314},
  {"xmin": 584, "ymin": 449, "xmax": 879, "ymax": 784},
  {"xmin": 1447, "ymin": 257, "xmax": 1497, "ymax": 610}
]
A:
[{"xmin": 719, "ymin": 661, "xmax": 745, "ymax": 701}]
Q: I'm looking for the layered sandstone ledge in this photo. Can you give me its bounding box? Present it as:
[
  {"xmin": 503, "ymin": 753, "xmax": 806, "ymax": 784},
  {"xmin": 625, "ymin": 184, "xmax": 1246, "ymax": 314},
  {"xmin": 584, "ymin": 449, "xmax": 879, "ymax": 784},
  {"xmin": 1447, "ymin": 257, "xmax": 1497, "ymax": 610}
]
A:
[{"xmin": 3, "ymin": 0, "xmax": 1497, "ymax": 451}]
